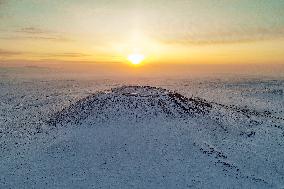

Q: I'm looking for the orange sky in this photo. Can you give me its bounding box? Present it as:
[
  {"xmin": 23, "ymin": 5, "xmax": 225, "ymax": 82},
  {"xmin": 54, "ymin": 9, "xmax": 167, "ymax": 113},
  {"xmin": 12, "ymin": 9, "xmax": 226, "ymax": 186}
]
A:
[{"xmin": 0, "ymin": 1, "xmax": 284, "ymax": 68}]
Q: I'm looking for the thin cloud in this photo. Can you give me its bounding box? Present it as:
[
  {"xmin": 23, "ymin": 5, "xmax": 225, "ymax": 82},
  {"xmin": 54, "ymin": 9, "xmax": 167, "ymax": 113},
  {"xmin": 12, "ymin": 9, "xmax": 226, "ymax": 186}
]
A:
[
  {"xmin": 156, "ymin": 27, "xmax": 284, "ymax": 45},
  {"xmin": 0, "ymin": 49, "xmax": 22, "ymax": 56},
  {"xmin": 16, "ymin": 27, "xmax": 52, "ymax": 35},
  {"xmin": 0, "ymin": 49, "xmax": 90, "ymax": 58},
  {"xmin": 0, "ymin": 35, "xmax": 72, "ymax": 42},
  {"xmin": 39, "ymin": 52, "xmax": 91, "ymax": 58},
  {"xmin": 0, "ymin": 27, "xmax": 73, "ymax": 42}
]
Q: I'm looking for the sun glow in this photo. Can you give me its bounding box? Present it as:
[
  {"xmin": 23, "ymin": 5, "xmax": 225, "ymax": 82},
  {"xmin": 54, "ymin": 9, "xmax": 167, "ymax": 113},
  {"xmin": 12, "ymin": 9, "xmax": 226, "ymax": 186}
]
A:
[{"xmin": 127, "ymin": 53, "xmax": 145, "ymax": 65}]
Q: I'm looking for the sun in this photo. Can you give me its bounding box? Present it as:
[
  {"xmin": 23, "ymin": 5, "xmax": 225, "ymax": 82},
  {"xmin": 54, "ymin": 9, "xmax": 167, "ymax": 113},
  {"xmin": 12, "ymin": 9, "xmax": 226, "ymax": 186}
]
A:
[{"xmin": 127, "ymin": 53, "xmax": 145, "ymax": 65}]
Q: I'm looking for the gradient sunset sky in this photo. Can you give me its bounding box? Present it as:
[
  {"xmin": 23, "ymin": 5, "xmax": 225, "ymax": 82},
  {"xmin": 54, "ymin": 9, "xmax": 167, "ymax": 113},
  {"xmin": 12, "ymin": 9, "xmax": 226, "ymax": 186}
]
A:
[{"xmin": 0, "ymin": 0, "xmax": 284, "ymax": 66}]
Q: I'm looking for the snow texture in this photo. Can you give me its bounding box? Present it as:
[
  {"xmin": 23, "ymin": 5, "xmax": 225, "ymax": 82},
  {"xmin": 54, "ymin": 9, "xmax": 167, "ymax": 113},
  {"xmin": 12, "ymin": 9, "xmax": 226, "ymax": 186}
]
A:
[{"xmin": 0, "ymin": 78, "xmax": 283, "ymax": 189}]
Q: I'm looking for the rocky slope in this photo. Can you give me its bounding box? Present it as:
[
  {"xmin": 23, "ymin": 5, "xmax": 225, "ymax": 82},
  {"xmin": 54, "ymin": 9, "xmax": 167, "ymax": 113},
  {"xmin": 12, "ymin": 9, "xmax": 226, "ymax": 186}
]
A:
[{"xmin": 48, "ymin": 86, "xmax": 212, "ymax": 126}]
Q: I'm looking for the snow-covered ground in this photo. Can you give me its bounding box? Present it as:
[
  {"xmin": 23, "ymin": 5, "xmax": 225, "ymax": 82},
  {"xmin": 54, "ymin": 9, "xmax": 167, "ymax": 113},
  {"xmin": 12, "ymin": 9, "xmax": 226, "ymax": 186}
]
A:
[{"xmin": 0, "ymin": 70, "xmax": 283, "ymax": 188}]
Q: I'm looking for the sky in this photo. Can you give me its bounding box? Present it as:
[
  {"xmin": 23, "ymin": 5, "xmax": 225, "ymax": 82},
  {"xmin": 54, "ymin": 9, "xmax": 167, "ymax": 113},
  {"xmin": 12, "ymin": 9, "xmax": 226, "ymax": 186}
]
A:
[{"xmin": 0, "ymin": 0, "xmax": 284, "ymax": 67}]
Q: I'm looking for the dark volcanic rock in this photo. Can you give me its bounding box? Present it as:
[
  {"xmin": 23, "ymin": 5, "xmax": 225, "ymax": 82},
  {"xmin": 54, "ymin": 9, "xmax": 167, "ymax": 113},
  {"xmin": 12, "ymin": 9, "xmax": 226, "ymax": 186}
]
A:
[{"xmin": 48, "ymin": 86, "xmax": 212, "ymax": 126}]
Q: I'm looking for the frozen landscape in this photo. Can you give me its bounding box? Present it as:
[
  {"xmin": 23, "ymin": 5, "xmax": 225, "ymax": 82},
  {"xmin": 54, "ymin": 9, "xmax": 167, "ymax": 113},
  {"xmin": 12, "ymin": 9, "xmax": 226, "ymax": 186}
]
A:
[
  {"xmin": 1, "ymin": 0, "xmax": 284, "ymax": 188},
  {"xmin": 0, "ymin": 68, "xmax": 283, "ymax": 188}
]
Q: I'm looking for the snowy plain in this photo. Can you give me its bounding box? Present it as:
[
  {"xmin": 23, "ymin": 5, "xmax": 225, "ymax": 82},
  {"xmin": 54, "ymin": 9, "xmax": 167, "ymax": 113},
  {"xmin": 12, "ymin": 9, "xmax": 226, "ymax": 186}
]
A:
[{"xmin": 0, "ymin": 68, "xmax": 283, "ymax": 188}]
